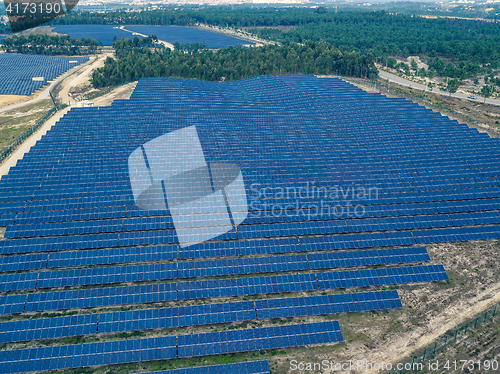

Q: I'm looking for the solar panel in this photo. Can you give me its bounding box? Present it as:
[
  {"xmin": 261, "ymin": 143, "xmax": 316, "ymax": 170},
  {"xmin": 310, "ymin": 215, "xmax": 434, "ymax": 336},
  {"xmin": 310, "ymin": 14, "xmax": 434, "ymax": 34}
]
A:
[
  {"xmin": 178, "ymin": 321, "xmax": 343, "ymax": 357},
  {"xmin": 0, "ymin": 54, "xmax": 88, "ymax": 95},
  {"xmin": 178, "ymin": 273, "xmax": 318, "ymax": 300},
  {"xmin": 0, "ymin": 314, "xmax": 98, "ymax": 343},
  {"xmin": 255, "ymin": 290, "xmax": 402, "ymax": 319},
  {"xmin": 0, "ymin": 336, "xmax": 176, "ymax": 373},
  {"xmin": 0, "ymin": 74, "xmax": 481, "ymax": 372},
  {"xmin": 307, "ymin": 247, "xmax": 431, "ymax": 269},
  {"xmin": 316, "ymin": 265, "xmax": 449, "ymax": 289},
  {"xmin": 98, "ymin": 301, "xmax": 256, "ymax": 333}
]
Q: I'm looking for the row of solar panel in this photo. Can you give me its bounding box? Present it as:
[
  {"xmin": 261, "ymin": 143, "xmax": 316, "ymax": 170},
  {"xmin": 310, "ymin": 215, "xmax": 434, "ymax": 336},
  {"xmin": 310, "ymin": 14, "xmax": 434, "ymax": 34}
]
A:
[
  {"xmin": 3, "ymin": 181, "xmax": 500, "ymax": 213},
  {"xmin": 0, "ymin": 54, "xmax": 89, "ymax": 95},
  {"xmin": 0, "ymin": 245, "xmax": 429, "ymax": 276},
  {"xmin": 0, "ymin": 290, "xmax": 399, "ymax": 344},
  {"xmin": 5, "ymin": 184, "xmax": 500, "ymax": 216},
  {"xmin": 0, "ymin": 264, "xmax": 447, "ymax": 315},
  {"xmin": 0, "ymin": 321, "xmax": 341, "ymax": 373},
  {"xmin": 3, "ymin": 221, "xmax": 500, "ymax": 256},
  {"xmin": 0, "ymin": 248, "xmax": 432, "ymax": 291}
]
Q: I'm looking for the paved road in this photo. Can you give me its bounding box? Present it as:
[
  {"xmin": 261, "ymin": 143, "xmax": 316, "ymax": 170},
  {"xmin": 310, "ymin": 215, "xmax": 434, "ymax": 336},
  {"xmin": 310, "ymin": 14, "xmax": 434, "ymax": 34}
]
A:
[
  {"xmin": 378, "ymin": 70, "xmax": 500, "ymax": 107},
  {"xmin": 0, "ymin": 56, "xmax": 96, "ymax": 115}
]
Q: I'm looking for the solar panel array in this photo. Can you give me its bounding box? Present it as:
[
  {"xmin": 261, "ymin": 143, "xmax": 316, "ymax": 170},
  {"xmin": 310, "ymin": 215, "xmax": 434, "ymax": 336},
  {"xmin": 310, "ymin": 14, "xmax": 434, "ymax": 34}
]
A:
[
  {"xmin": 125, "ymin": 26, "xmax": 253, "ymax": 48},
  {"xmin": 0, "ymin": 322, "xmax": 337, "ymax": 373},
  {"xmin": 0, "ymin": 290, "xmax": 396, "ymax": 345},
  {"xmin": 0, "ymin": 74, "xmax": 468, "ymax": 371},
  {"xmin": 51, "ymin": 25, "xmax": 252, "ymax": 48},
  {"xmin": 52, "ymin": 25, "xmax": 143, "ymax": 46},
  {"xmin": 0, "ymin": 54, "xmax": 88, "ymax": 95}
]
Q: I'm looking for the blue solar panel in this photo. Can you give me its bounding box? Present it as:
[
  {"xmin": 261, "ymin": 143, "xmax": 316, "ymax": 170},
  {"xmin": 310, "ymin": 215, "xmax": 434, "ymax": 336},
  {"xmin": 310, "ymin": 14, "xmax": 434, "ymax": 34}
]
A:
[
  {"xmin": 178, "ymin": 273, "xmax": 318, "ymax": 300},
  {"xmin": 99, "ymin": 300, "xmax": 256, "ymax": 333},
  {"xmin": 24, "ymin": 283, "xmax": 176, "ymax": 312},
  {"xmin": 255, "ymin": 290, "xmax": 402, "ymax": 319},
  {"xmin": 0, "ymin": 294, "xmax": 26, "ymax": 315},
  {"xmin": 0, "ymin": 75, "xmax": 487, "ymax": 372},
  {"xmin": 413, "ymin": 225, "xmax": 500, "ymax": 244},
  {"xmin": 0, "ymin": 253, "xmax": 48, "ymax": 272},
  {"xmin": 125, "ymin": 25, "xmax": 253, "ymax": 48},
  {"xmin": 178, "ymin": 254, "xmax": 308, "ymax": 278},
  {"xmin": 178, "ymin": 321, "xmax": 343, "ymax": 358},
  {"xmin": 0, "ymin": 314, "xmax": 98, "ymax": 343},
  {"xmin": 0, "ymin": 336, "xmax": 176, "ymax": 373},
  {"xmin": 316, "ymin": 265, "xmax": 448, "ymax": 289},
  {"xmin": 36, "ymin": 262, "xmax": 176, "ymax": 288},
  {"xmin": 47, "ymin": 245, "xmax": 177, "ymax": 268},
  {"xmin": 52, "ymin": 25, "xmax": 142, "ymax": 46},
  {"xmin": 179, "ymin": 238, "xmax": 301, "ymax": 259},
  {"xmin": 0, "ymin": 54, "xmax": 88, "ymax": 95},
  {"xmin": 307, "ymin": 247, "xmax": 431, "ymax": 269}
]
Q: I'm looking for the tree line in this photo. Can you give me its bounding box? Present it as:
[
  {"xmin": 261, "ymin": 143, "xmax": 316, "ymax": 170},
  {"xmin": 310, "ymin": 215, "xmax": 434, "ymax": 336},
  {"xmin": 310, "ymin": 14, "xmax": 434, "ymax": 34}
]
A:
[
  {"xmin": 1, "ymin": 34, "xmax": 102, "ymax": 55},
  {"xmin": 48, "ymin": 7, "xmax": 500, "ymax": 76},
  {"xmin": 91, "ymin": 37, "xmax": 377, "ymax": 88}
]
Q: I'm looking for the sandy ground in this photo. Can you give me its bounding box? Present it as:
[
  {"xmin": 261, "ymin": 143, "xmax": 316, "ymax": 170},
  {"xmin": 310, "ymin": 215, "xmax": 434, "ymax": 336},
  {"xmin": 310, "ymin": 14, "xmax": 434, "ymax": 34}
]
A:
[
  {"xmin": 196, "ymin": 24, "xmax": 275, "ymax": 47},
  {"xmin": 92, "ymin": 82, "xmax": 137, "ymax": 106},
  {"xmin": 0, "ymin": 106, "xmax": 71, "ymax": 179},
  {"xmin": 0, "ymin": 94, "xmax": 33, "ymax": 110},
  {"xmin": 119, "ymin": 26, "xmax": 175, "ymax": 50},
  {"xmin": 57, "ymin": 55, "xmax": 106, "ymax": 104}
]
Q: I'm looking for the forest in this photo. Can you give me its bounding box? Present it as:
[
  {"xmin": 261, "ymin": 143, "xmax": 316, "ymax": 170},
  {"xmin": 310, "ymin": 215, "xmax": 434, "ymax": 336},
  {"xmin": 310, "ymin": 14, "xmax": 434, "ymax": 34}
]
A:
[
  {"xmin": 47, "ymin": 7, "xmax": 500, "ymax": 73},
  {"xmin": 1, "ymin": 34, "xmax": 102, "ymax": 55},
  {"xmin": 90, "ymin": 37, "xmax": 377, "ymax": 87}
]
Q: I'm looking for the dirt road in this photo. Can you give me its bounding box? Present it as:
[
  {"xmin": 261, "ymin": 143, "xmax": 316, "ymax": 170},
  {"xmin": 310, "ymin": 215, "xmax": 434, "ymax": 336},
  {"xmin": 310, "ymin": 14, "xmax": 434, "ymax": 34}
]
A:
[{"xmin": 58, "ymin": 54, "xmax": 110, "ymax": 104}]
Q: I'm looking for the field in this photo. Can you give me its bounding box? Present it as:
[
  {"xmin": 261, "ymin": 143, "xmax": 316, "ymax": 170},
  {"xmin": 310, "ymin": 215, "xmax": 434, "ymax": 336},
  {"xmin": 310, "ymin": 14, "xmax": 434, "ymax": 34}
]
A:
[
  {"xmin": 1, "ymin": 75, "xmax": 500, "ymax": 373},
  {"xmin": 0, "ymin": 99, "xmax": 53, "ymax": 153}
]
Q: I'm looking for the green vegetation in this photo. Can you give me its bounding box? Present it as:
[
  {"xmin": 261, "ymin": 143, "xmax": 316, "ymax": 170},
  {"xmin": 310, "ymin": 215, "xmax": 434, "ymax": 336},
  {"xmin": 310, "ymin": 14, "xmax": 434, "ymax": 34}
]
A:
[
  {"xmin": 253, "ymin": 12, "xmax": 500, "ymax": 68},
  {"xmin": 1, "ymin": 34, "xmax": 102, "ymax": 55},
  {"xmin": 46, "ymin": 7, "xmax": 500, "ymax": 83},
  {"xmin": 91, "ymin": 37, "xmax": 377, "ymax": 88}
]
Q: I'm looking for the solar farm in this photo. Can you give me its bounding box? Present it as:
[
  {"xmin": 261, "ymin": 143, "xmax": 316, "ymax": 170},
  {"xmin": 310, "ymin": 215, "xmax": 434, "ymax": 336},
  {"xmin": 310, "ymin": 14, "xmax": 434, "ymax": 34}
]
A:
[
  {"xmin": 0, "ymin": 54, "xmax": 89, "ymax": 95},
  {"xmin": 125, "ymin": 26, "xmax": 252, "ymax": 48},
  {"xmin": 52, "ymin": 25, "xmax": 144, "ymax": 46},
  {"xmin": 51, "ymin": 25, "xmax": 251, "ymax": 48},
  {"xmin": 0, "ymin": 74, "xmax": 500, "ymax": 372}
]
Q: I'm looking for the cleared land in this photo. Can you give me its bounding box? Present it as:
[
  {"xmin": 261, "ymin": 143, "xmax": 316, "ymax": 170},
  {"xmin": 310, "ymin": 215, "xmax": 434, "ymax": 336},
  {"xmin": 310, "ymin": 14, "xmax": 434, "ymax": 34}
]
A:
[
  {"xmin": 0, "ymin": 99, "xmax": 53, "ymax": 152},
  {"xmin": 1, "ymin": 74, "xmax": 499, "ymax": 374}
]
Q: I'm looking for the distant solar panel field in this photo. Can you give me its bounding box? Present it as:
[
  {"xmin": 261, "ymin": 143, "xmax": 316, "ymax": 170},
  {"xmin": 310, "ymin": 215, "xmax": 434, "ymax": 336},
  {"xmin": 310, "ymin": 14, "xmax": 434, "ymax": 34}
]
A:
[
  {"xmin": 52, "ymin": 25, "xmax": 143, "ymax": 46},
  {"xmin": 9, "ymin": 73, "xmax": 500, "ymax": 372},
  {"xmin": 125, "ymin": 25, "xmax": 253, "ymax": 48},
  {"xmin": 0, "ymin": 54, "xmax": 88, "ymax": 95}
]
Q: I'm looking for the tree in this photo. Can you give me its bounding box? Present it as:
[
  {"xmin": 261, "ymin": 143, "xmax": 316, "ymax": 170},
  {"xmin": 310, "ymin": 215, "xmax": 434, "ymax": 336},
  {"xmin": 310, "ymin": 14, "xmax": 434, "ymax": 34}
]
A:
[
  {"xmin": 427, "ymin": 69, "xmax": 435, "ymax": 79},
  {"xmin": 480, "ymin": 85, "xmax": 493, "ymax": 102},
  {"xmin": 387, "ymin": 57, "xmax": 397, "ymax": 68},
  {"xmin": 398, "ymin": 62, "xmax": 410, "ymax": 75},
  {"xmin": 410, "ymin": 59, "xmax": 418, "ymax": 71},
  {"xmin": 447, "ymin": 79, "xmax": 460, "ymax": 95}
]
